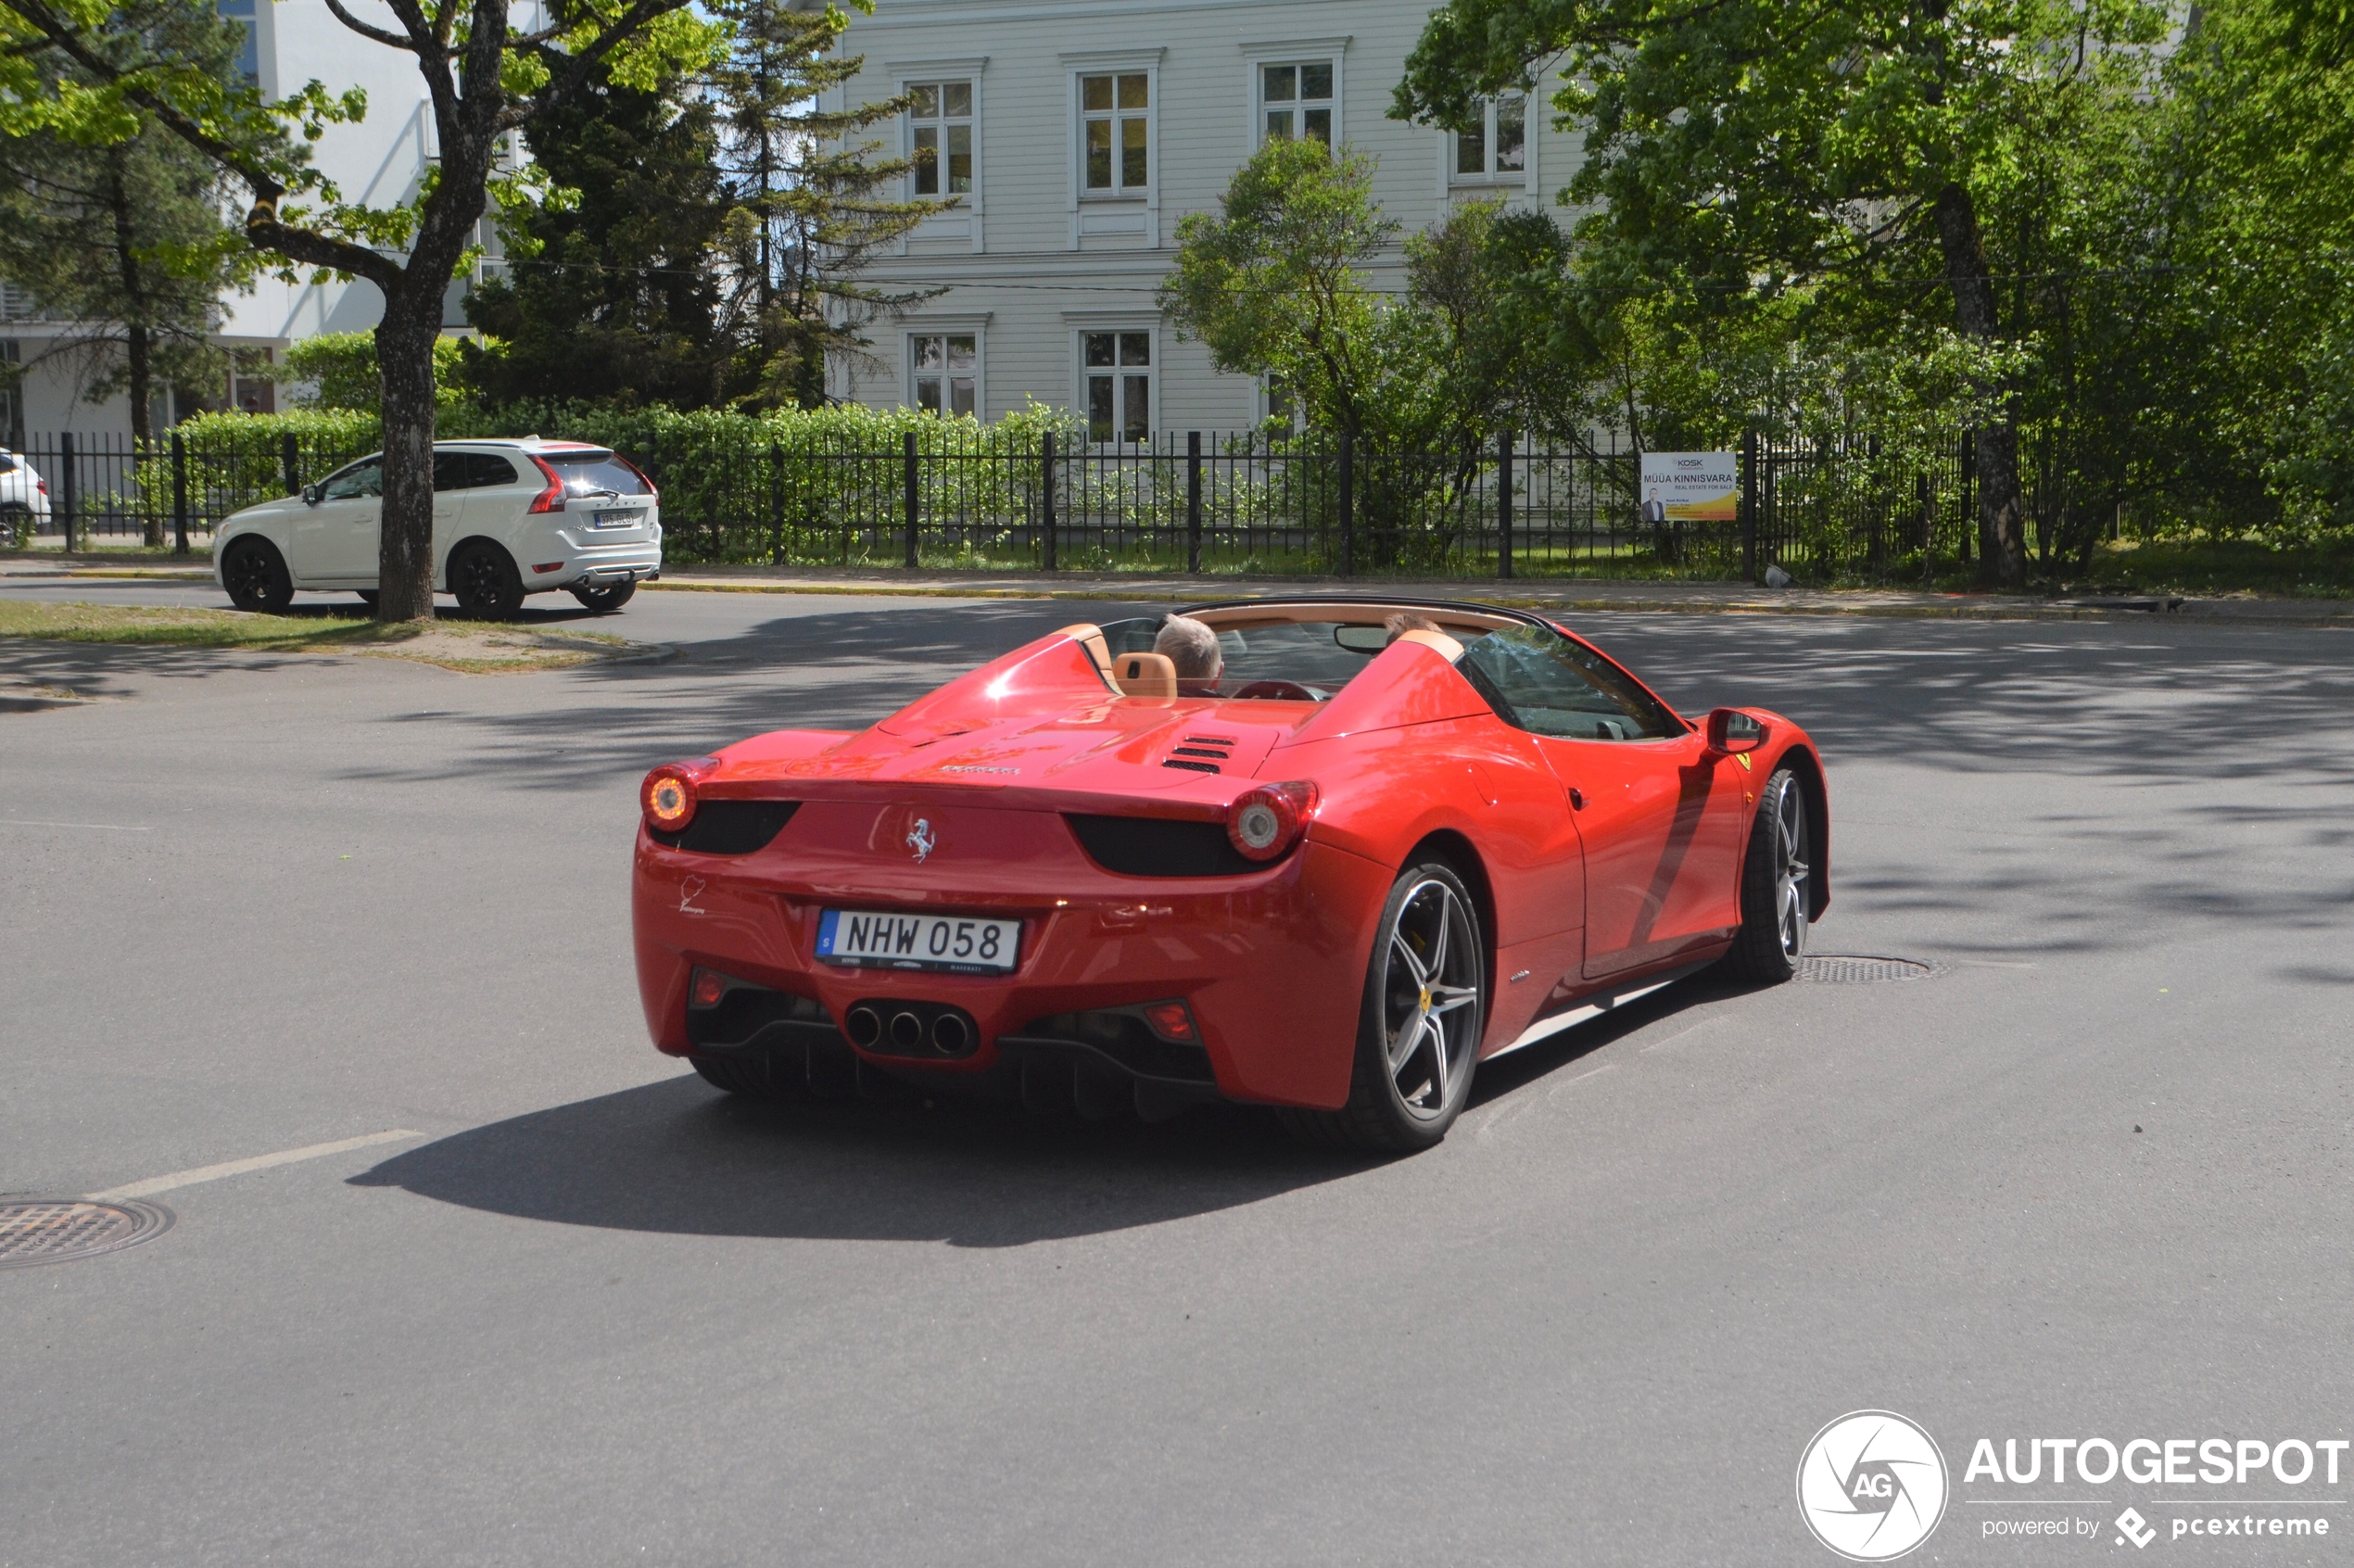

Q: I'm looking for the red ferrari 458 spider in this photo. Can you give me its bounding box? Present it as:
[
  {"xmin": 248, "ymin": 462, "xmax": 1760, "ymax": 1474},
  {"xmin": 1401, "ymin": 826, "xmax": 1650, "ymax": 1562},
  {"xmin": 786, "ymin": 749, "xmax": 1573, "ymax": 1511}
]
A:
[{"xmin": 633, "ymin": 597, "xmax": 1828, "ymax": 1151}]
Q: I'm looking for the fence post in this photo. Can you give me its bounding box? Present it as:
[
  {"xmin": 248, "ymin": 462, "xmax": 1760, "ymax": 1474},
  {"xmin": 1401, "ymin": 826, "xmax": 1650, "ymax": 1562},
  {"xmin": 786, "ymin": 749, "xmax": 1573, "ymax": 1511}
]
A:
[
  {"xmin": 1336, "ymin": 430, "xmax": 1354, "ymax": 576},
  {"xmin": 57, "ymin": 430, "xmax": 77, "ymax": 551},
  {"xmin": 1740, "ymin": 430, "xmax": 1760, "ymax": 584},
  {"xmin": 1041, "ymin": 431, "xmax": 1057, "ymax": 572},
  {"xmin": 1185, "ymin": 431, "xmax": 1202, "ymax": 573},
  {"xmin": 1497, "ymin": 428, "xmax": 1514, "ymax": 579},
  {"xmin": 767, "ymin": 440, "xmax": 784, "ymax": 564},
  {"xmin": 280, "ymin": 431, "xmax": 300, "ymax": 499},
  {"xmin": 902, "ymin": 429, "xmax": 919, "ymax": 568},
  {"xmin": 171, "ymin": 432, "xmax": 190, "ymax": 556}
]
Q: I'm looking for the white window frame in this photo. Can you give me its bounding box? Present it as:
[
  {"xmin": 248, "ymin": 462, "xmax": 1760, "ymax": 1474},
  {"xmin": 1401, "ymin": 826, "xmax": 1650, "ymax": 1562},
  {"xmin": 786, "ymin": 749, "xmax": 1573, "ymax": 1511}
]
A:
[
  {"xmin": 1255, "ymin": 58, "xmax": 1337, "ymax": 147},
  {"xmin": 1239, "ymin": 37, "xmax": 1350, "ymax": 156},
  {"xmin": 889, "ymin": 57, "xmax": 988, "ymax": 253},
  {"xmin": 1065, "ymin": 316, "xmax": 1158, "ymax": 446},
  {"xmin": 1061, "ymin": 49, "xmax": 1162, "ymax": 248},
  {"xmin": 1453, "ymin": 95, "xmax": 1529, "ymax": 183},
  {"xmin": 902, "ymin": 316, "xmax": 990, "ymax": 419},
  {"xmin": 905, "ymin": 80, "xmax": 976, "ymax": 199},
  {"xmin": 1438, "ymin": 81, "xmax": 1541, "ymax": 198}
]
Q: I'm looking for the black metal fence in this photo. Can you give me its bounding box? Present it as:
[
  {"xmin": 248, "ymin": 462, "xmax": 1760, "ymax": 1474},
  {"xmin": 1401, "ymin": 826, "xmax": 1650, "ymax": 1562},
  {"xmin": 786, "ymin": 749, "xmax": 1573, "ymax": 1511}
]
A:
[{"xmin": 6, "ymin": 423, "xmax": 2007, "ymax": 582}]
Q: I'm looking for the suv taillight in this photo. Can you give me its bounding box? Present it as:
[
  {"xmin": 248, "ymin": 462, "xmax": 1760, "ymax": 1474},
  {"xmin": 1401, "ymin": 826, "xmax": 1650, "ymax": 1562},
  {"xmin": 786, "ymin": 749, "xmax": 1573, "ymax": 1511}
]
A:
[{"xmin": 525, "ymin": 453, "xmax": 566, "ymax": 513}]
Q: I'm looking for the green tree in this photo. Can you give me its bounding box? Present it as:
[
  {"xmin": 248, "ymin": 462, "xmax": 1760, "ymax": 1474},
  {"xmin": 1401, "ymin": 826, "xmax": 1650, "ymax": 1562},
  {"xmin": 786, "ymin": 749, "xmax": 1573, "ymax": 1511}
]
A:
[
  {"xmin": 0, "ymin": 0, "xmax": 248, "ymax": 544},
  {"xmin": 1398, "ymin": 0, "xmax": 2170, "ymax": 585},
  {"xmin": 458, "ymin": 43, "xmax": 734, "ymax": 408},
  {"xmin": 706, "ymin": 0, "xmax": 945, "ymax": 410},
  {"xmin": 1162, "ymin": 140, "xmax": 1574, "ymax": 565},
  {"xmin": 3, "ymin": 0, "xmax": 725, "ymax": 618}
]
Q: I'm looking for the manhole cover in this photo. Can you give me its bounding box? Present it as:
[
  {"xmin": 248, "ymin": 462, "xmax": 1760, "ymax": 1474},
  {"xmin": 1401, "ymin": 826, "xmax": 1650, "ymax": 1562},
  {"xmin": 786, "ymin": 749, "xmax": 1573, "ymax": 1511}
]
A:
[
  {"xmin": 1798, "ymin": 955, "xmax": 1943, "ymax": 984},
  {"xmin": 0, "ymin": 1199, "xmax": 172, "ymax": 1270}
]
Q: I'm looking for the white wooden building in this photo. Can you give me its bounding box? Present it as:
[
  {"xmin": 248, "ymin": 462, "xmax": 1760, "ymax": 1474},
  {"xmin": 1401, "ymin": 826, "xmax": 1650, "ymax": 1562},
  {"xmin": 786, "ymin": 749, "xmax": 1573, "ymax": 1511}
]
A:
[{"xmin": 829, "ymin": 0, "xmax": 1581, "ymax": 436}]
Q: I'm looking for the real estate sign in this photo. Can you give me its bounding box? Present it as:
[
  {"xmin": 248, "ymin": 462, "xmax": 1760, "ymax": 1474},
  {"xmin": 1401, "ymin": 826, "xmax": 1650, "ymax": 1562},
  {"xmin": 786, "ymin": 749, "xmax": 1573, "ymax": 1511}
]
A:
[{"xmin": 1638, "ymin": 451, "xmax": 1740, "ymax": 523}]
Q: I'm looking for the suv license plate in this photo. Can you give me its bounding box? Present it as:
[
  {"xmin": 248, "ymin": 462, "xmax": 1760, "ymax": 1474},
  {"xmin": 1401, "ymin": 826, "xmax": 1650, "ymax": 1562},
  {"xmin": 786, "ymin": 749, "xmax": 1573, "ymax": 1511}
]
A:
[
  {"xmin": 591, "ymin": 508, "xmax": 639, "ymax": 528},
  {"xmin": 816, "ymin": 909, "xmax": 1020, "ymax": 973}
]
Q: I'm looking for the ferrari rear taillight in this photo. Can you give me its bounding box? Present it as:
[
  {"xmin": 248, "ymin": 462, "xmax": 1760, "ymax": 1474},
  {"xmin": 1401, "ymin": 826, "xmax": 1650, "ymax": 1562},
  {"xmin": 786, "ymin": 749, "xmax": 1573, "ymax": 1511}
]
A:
[
  {"xmin": 525, "ymin": 452, "xmax": 567, "ymax": 513},
  {"xmin": 1226, "ymin": 780, "xmax": 1319, "ymax": 862},
  {"xmin": 689, "ymin": 967, "xmax": 728, "ymax": 1007},
  {"xmin": 641, "ymin": 756, "xmax": 717, "ymax": 833}
]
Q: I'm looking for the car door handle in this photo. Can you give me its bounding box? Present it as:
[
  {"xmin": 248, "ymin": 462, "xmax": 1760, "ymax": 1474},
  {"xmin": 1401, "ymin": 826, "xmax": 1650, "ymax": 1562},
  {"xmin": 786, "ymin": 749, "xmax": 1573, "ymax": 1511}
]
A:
[{"xmin": 1567, "ymin": 787, "xmax": 1586, "ymax": 810}]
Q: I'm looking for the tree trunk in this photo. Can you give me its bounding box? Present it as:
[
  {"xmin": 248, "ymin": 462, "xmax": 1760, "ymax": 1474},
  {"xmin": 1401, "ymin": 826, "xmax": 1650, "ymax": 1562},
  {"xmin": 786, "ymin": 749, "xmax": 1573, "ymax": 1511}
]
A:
[
  {"xmin": 1933, "ymin": 183, "xmax": 2025, "ymax": 587},
  {"xmin": 106, "ymin": 148, "xmax": 164, "ymax": 546},
  {"xmin": 373, "ymin": 292, "xmax": 441, "ymax": 621}
]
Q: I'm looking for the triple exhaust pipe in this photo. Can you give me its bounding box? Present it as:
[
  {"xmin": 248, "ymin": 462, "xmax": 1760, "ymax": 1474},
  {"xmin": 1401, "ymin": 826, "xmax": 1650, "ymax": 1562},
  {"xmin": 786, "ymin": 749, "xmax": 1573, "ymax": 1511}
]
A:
[{"xmin": 843, "ymin": 1001, "xmax": 973, "ymax": 1056}]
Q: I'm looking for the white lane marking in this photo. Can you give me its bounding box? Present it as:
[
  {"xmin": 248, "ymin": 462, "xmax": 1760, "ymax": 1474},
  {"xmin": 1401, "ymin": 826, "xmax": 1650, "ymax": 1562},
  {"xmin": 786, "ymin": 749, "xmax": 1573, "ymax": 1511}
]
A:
[
  {"xmin": 0, "ymin": 818, "xmax": 153, "ymax": 831},
  {"xmin": 1640, "ymin": 1016, "xmax": 1724, "ymax": 1053},
  {"xmin": 85, "ymin": 1129, "xmax": 423, "ymax": 1201},
  {"xmin": 1476, "ymin": 1063, "xmax": 1617, "ymax": 1140}
]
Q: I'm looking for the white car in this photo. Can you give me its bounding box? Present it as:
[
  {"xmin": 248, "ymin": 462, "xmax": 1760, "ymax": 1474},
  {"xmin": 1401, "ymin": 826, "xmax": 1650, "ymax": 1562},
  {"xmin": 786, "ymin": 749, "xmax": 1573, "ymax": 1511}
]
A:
[
  {"xmin": 210, "ymin": 437, "xmax": 663, "ymax": 616},
  {"xmin": 0, "ymin": 448, "xmax": 53, "ymax": 539}
]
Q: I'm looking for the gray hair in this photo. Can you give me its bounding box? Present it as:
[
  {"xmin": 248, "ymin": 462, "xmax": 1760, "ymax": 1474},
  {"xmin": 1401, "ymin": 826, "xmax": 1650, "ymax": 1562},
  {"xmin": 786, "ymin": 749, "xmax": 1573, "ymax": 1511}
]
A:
[{"xmin": 1152, "ymin": 614, "xmax": 1221, "ymax": 679}]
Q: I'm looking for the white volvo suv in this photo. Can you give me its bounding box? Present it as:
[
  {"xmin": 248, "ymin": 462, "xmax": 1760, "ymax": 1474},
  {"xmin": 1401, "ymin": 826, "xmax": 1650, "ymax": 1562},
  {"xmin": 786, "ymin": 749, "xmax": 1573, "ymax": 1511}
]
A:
[{"xmin": 210, "ymin": 437, "xmax": 662, "ymax": 616}]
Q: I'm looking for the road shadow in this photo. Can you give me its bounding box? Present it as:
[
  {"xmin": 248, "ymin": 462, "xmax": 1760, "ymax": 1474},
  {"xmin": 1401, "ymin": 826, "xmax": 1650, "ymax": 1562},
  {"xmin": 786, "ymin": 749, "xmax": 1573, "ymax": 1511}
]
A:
[{"xmin": 348, "ymin": 1069, "xmax": 1369, "ymax": 1246}]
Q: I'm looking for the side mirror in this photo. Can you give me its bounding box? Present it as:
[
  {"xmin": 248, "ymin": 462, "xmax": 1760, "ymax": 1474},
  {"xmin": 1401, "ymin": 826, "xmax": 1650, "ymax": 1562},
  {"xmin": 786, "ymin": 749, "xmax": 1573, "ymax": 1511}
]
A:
[
  {"xmin": 1706, "ymin": 707, "xmax": 1768, "ymax": 753},
  {"xmin": 302, "ymin": 484, "xmax": 323, "ymax": 506}
]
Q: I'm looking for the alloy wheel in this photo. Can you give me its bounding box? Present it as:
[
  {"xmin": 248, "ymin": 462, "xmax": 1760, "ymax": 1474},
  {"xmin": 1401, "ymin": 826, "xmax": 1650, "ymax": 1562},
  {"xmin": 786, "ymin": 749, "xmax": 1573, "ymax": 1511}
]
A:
[
  {"xmin": 1381, "ymin": 879, "xmax": 1482, "ymax": 1119},
  {"xmin": 1774, "ymin": 782, "xmax": 1811, "ymax": 961}
]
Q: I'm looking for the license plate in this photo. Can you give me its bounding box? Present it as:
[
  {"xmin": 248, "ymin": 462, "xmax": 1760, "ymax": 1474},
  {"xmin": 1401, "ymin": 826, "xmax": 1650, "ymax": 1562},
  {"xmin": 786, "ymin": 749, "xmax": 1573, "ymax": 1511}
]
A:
[
  {"xmin": 816, "ymin": 908, "xmax": 1020, "ymax": 973},
  {"xmin": 590, "ymin": 508, "xmax": 640, "ymax": 528}
]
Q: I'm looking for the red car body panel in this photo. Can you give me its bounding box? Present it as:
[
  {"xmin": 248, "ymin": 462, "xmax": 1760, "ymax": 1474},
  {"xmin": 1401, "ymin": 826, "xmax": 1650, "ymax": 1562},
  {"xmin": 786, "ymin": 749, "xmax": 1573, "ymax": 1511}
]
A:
[{"xmin": 631, "ymin": 605, "xmax": 1829, "ymax": 1111}]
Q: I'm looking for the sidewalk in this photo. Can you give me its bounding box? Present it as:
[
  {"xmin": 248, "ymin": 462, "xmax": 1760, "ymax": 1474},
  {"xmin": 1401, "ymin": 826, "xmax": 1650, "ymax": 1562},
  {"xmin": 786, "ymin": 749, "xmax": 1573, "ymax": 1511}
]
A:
[{"xmin": 6, "ymin": 551, "xmax": 2352, "ymax": 627}]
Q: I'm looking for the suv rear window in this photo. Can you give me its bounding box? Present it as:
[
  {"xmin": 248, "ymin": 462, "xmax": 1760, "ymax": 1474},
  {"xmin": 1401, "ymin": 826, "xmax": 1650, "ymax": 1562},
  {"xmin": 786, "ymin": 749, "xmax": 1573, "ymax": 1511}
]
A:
[{"xmin": 541, "ymin": 450, "xmax": 652, "ymax": 497}]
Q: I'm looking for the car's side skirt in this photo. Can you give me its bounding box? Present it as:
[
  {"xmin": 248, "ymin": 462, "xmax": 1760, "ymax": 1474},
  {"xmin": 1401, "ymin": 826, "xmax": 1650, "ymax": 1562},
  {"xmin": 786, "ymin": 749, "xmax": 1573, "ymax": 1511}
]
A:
[{"xmin": 1486, "ymin": 956, "xmax": 1720, "ymax": 1061}]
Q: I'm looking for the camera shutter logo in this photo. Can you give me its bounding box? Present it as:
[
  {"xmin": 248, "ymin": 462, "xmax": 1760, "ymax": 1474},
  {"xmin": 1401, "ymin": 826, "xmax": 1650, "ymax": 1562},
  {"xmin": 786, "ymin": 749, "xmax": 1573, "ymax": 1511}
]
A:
[{"xmin": 1796, "ymin": 1410, "xmax": 1949, "ymax": 1561}]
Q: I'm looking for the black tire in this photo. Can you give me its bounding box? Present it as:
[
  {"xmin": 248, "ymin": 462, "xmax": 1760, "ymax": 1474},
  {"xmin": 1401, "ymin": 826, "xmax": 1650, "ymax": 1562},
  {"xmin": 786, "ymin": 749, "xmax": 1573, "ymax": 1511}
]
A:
[
  {"xmin": 449, "ymin": 542, "xmax": 525, "ymax": 619},
  {"xmin": 569, "ymin": 579, "xmax": 637, "ymax": 613},
  {"xmin": 221, "ymin": 537, "xmax": 294, "ymax": 613},
  {"xmin": 1, "ymin": 501, "xmax": 32, "ymax": 546},
  {"xmin": 1284, "ymin": 859, "xmax": 1486, "ymax": 1154},
  {"xmin": 1722, "ymin": 765, "xmax": 1813, "ymax": 982}
]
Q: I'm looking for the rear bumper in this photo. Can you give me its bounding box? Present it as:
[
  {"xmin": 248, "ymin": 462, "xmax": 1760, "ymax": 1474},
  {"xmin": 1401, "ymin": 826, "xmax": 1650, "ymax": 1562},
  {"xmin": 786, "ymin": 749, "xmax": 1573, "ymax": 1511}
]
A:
[
  {"xmin": 631, "ymin": 806, "xmax": 1391, "ymax": 1110},
  {"xmin": 529, "ymin": 541, "xmax": 662, "ymax": 593}
]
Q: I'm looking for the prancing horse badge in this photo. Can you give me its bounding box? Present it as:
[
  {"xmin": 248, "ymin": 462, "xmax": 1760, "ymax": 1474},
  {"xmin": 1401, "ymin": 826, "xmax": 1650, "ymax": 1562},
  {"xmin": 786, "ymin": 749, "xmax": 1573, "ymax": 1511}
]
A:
[{"xmin": 906, "ymin": 817, "xmax": 936, "ymax": 863}]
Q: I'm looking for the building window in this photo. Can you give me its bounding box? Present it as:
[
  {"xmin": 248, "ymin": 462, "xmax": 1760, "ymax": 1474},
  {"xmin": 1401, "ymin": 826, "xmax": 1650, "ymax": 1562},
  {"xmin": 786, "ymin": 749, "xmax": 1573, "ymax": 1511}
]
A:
[
  {"xmin": 218, "ymin": 0, "xmax": 258, "ymax": 83},
  {"xmin": 1082, "ymin": 73, "xmax": 1149, "ymax": 193},
  {"xmin": 911, "ymin": 334, "xmax": 978, "ymax": 416},
  {"xmin": 1261, "ymin": 62, "xmax": 1334, "ymax": 145},
  {"xmin": 1082, "ymin": 331, "xmax": 1151, "ymax": 442},
  {"xmin": 1456, "ymin": 95, "xmax": 1527, "ymax": 180},
  {"xmin": 908, "ymin": 82, "xmax": 973, "ymax": 196}
]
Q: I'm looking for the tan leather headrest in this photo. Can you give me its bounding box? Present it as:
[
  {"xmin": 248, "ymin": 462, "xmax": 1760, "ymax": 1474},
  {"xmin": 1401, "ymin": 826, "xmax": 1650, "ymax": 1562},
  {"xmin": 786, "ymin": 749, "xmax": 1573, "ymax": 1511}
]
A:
[
  {"xmin": 1396, "ymin": 627, "xmax": 1465, "ymax": 661},
  {"xmin": 1112, "ymin": 651, "xmax": 1178, "ymax": 699}
]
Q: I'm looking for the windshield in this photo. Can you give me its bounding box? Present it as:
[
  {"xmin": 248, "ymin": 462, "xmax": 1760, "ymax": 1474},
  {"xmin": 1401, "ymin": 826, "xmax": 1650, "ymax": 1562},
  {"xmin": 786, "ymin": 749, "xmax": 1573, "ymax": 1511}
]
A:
[
  {"xmin": 541, "ymin": 450, "xmax": 652, "ymax": 498},
  {"xmin": 1093, "ymin": 613, "xmax": 1683, "ymax": 735}
]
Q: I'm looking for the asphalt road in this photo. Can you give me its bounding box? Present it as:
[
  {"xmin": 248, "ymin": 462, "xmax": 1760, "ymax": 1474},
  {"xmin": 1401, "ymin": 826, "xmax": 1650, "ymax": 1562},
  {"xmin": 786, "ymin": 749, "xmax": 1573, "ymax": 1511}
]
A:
[{"xmin": 3, "ymin": 581, "xmax": 2350, "ymax": 1567}]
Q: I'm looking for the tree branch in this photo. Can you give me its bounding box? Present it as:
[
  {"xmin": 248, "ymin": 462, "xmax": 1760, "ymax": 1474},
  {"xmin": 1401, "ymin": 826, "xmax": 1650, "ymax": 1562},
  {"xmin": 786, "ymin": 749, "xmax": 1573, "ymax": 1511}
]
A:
[
  {"xmin": 505, "ymin": 0, "xmax": 696, "ymax": 128},
  {"xmin": 321, "ymin": 0, "xmax": 421, "ymax": 54}
]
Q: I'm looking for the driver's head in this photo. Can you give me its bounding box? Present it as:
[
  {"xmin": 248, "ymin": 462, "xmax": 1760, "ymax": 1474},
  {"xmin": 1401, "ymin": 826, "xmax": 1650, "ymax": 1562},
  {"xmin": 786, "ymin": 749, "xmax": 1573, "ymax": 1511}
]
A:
[
  {"xmin": 1154, "ymin": 614, "xmax": 1222, "ymax": 689},
  {"xmin": 1384, "ymin": 611, "xmax": 1441, "ymax": 645}
]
